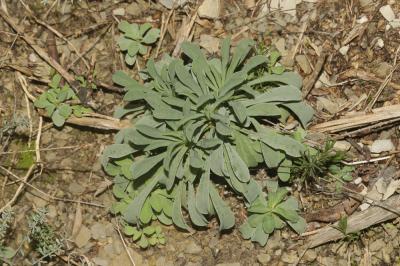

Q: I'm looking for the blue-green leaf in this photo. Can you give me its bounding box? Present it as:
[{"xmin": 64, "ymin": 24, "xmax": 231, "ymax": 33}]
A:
[
  {"xmin": 187, "ymin": 183, "xmax": 208, "ymax": 227},
  {"xmin": 172, "ymin": 182, "xmax": 190, "ymax": 230},
  {"xmin": 209, "ymin": 184, "xmax": 235, "ymax": 231},
  {"xmin": 123, "ymin": 176, "xmax": 160, "ymax": 224},
  {"xmin": 131, "ymin": 154, "xmax": 164, "ymax": 179}
]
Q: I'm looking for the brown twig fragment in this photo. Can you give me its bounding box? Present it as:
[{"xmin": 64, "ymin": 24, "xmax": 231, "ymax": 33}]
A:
[
  {"xmin": 305, "ymin": 194, "xmax": 400, "ymax": 248},
  {"xmin": 0, "ymin": 10, "xmax": 83, "ymax": 101},
  {"xmin": 302, "ymin": 41, "xmax": 329, "ymax": 97},
  {"xmin": 172, "ymin": 7, "xmax": 199, "ymax": 57},
  {"xmin": 365, "ymin": 44, "xmax": 400, "ymax": 111},
  {"xmin": 311, "ymin": 104, "xmax": 400, "ymax": 133},
  {"xmin": 340, "ymin": 68, "xmax": 400, "ymax": 90}
]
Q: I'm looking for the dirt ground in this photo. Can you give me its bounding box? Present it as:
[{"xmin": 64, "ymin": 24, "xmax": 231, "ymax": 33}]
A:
[{"xmin": 1, "ymin": 0, "xmax": 400, "ymax": 265}]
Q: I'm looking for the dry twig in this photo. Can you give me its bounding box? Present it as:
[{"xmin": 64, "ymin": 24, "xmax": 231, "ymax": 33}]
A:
[
  {"xmin": 303, "ymin": 41, "xmax": 329, "ymax": 97},
  {"xmin": 311, "ymin": 104, "xmax": 400, "ymax": 133},
  {"xmin": 305, "ymin": 194, "xmax": 400, "ymax": 248},
  {"xmin": 0, "ymin": 10, "xmax": 83, "ymax": 100}
]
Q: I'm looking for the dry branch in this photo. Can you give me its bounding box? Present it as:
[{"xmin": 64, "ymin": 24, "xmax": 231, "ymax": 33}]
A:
[
  {"xmin": 0, "ymin": 10, "xmax": 82, "ymax": 96},
  {"xmin": 340, "ymin": 69, "xmax": 400, "ymax": 90},
  {"xmin": 306, "ymin": 194, "xmax": 400, "ymax": 248},
  {"xmin": 311, "ymin": 104, "xmax": 400, "ymax": 133}
]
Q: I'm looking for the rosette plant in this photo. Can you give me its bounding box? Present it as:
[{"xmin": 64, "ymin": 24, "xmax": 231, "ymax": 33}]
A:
[{"xmin": 102, "ymin": 38, "xmax": 313, "ymax": 246}]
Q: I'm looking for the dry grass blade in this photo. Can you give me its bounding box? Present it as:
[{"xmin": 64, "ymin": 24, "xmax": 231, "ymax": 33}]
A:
[
  {"xmin": 0, "ymin": 9, "xmax": 81, "ymax": 99},
  {"xmin": 306, "ymin": 194, "xmax": 400, "ymax": 248},
  {"xmin": 311, "ymin": 104, "xmax": 400, "ymax": 133}
]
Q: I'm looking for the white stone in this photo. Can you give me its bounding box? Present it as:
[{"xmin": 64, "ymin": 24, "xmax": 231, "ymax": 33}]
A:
[
  {"xmin": 198, "ymin": 0, "xmax": 221, "ymax": 19},
  {"xmin": 159, "ymin": 0, "xmax": 188, "ymax": 9},
  {"xmin": 334, "ymin": 141, "xmax": 351, "ymax": 151},
  {"xmin": 380, "ymin": 5, "xmax": 396, "ymax": 22},
  {"xmin": 369, "ymin": 139, "xmax": 394, "ymax": 153},
  {"xmin": 356, "ymin": 15, "xmax": 368, "ymax": 24},
  {"xmin": 339, "ymin": 45, "xmax": 350, "ymax": 55},
  {"xmin": 390, "ymin": 19, "xmax": 400, "ymax": 28},
  {"xmin": 199, "ymin": 35, "xmax": 220, "ymax": 54},
  {"xmin": 112, "ymin": 8, "xmax": 125, "ymax": 16},
  {"xmin": 74, "ymin": 225, "xmax": 91, "ymax": 248}
]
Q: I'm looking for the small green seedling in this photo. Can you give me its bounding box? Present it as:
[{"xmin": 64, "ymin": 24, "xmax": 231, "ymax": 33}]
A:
[
  {"xmin": 76, "ymin": 75, "xmax": 97, "ymax": 90},
  {"xmin": 333, "ymin": 216, "xmax": 361, "ymax": 243},
  {"xmin": 124, "ymin": 224, "xmax": 165, "ymax": 248},
  {"xmin": 34, "ymin": 74, "xmax": 92, "ymax": 127},
  {"xmin": 240, "ymin": 182, "xmax": 306, "ymax": 246},
  {"xmin": 117, "ymin": 21, "xmax": 160, "ymax": 66}
]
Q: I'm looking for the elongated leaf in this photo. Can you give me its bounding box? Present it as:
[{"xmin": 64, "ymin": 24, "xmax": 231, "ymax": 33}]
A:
[
  {"xmin": 139, "ymin": 200, "xmax": 153, "ymax": 224},
  {"xmin": 218, "ymin": 71, "xmax": 246, "ymax": 97},
  {"xmin": 102, "ymin": 144, "xmax": 135, "ymax": 159},
  {"xmin": 196, "ymin": 164, "xmax": 211, "ymax": 214},
  {"xmin": 273, "ymin": 207, "xmax": 299, "ymax": 222},
  {"xmin": 229, "ymin": 101, "xmax": 247, "ymax": 124},
  {"xmin": 131, "ymin": 153, "xmax": 164, "ymax": 179},
  {"xmin": 187, "ymin": 183, "xmax": 208, "ymax": 227},
  {"xmin": 181, "ymin": 42, "xmax": 208, "ymax": 65},
  {"xmin": 168, "ymin": 146, "xmax": 188, "ymax": 181},
  {"xmin": 209, "ymin": 184, "xmax": 235, "ymax": 231},
  {"xmin": 243, "ymin": 179, "xmax": 262, "ymax": 203},
  {"xmin": 277, "ymin": 196, "xmax": 299, "ymax": 211},
  {"xmin": 233, "ymin": 131, "xmax": 262, "ymax": 168},
  {"xmin": 135, "ymin": 125, "xmax": 164, "ymax": 139},
  {"xmin": 262, "ymin": 213, "xmax": 275, "ymax": 234},
  {"xmin": 123, "ymin": 176, "xmax": 160, "ymax": 224},
  {"xmin": 260, "ymin": 128, "xmax": 305, "ymax": 157},
  {"xmin": 239, "ymin": 221, "xmax": 256, "ymax": 239},
  {"xmin": 260, "ymin": 143, "xmax": 284, "ymax": 168},
  {"xmin": 153, "ymin": 108, "xmax": 183, "ymax": 120},
  {"xmin": 225, "ymin": 144, "xmax": 250, "ymax": 182},
  {"xmin": 175, "ymin": 63, "xmax": 203, "ymax": 96},
  {"xmin": 226, "ymin": 39, "xmax": 254, "ymax": 78},
  {"xmin": 220, "ymin": 38, "xmax": 231, "ymax": 78},
  {"xmin": 277, "ymin": 159, "xmax": 292, "ymax": 182},
  {"xmin": 163, "ymin": 96, "xmax": 186, "ymax": 108},
  {"xmin": 197, "ymin": 138, "xmax": 221, "ymax": 150},
  {"xmin": 255, "ymin": 85, "xmax": 302, "ymax": 104},
  {"xmin": 216, "ymin": 121, "xmax": 232, "ymax": 136},
  {"xmin": 246, "ymin": 103, "xmax": 281, "ymax": 117},
  {"xmin": 282, "ymin": 102, "xmax": 314, "ymax": 127},
  {"xmin": 188, "ymin": 150, "xmax": 203, "ymax": 169},
  {"xmin": 210, "ymin": 146, "xmax": 227, "ymax": 177},
  {"xmin": 251, "ymin": 224, "xmax": 269, "ymax": 246},
  {"xmin": 157, "ymin": 212, "xmax": 173, "ymax": 225},
  {"xmin": 144, "ymin": 139, "xmax": 172, "ymax": 151},
  {"xmin": 287, "ymin": 216, "xmax": 307, "ymax": 234},
  {"xmin": 146, "ymin": 60, "xmax": 168, "ymax": 91},
  {"xmin": 249, "ymin": 72, "xmax": 303, "ymax": 88},
  {"xmin": 248, "ymin": 202, "xmax": 268, "ymax": 213},
  {"xmin": 149, "ymin": 193, "xmax": 164, "ymax": 212},
  {"xmin": 113, "ymin": 71, "xmax": 138, "ymax": 87},
  {"xmin": 172, "ymin": 182, "xmax": 190, "ymax": 230},
  {"xmin": 242, "ymin": 55, "xmax": 267, "ymax": 73}
]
